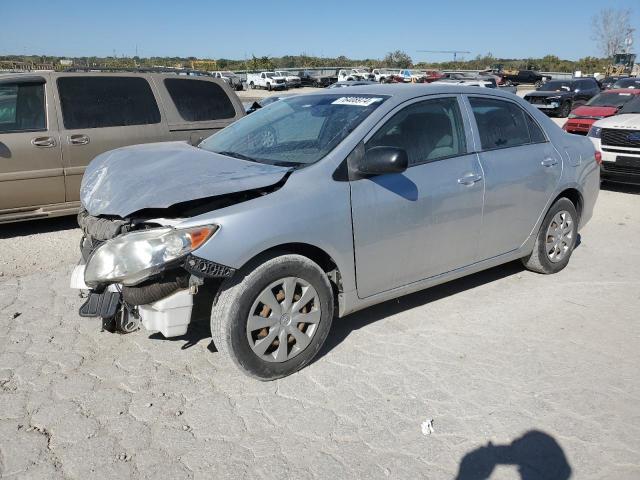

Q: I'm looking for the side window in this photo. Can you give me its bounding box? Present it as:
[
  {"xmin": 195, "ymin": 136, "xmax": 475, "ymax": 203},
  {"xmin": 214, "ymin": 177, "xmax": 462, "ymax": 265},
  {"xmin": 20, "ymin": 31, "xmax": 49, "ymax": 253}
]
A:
[
  {"xmin": 367, "ymin": 97, "xmax": 466, "ymax": 166},
  {"xmin": 525, "ymin": 114, "xmax": 546, "ymax": 143},
  {"xmin": 0, "ymin": 82, "xmax": 46, "ymax": 133},
  {"xmin": 164, "ymin": 79, "xmax": 236, "ymax": 122},
  {"xmin": 469, "ymin": 97, "xmax": 533, "ymax": 150},
  {"xmin": 57, "ymin": 76, "xmax": 160, "ymax": 129}
]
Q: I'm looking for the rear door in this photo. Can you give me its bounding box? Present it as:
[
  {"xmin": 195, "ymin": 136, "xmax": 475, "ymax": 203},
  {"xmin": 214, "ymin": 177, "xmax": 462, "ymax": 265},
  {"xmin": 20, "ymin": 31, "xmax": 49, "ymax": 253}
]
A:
[
  {"xmin": 153, "ymin": 76, "xmax": 244, "ymax": 146},
  {"xmin": 0, "ymin": 75, "xmax": 65, "ymax": 212},
  {"xmin": 465, "ymin": 95, "xmax": 562, "ymax": 260},
  {"xmin": 54, "ymin": 74, "xmax": 168, "ymax": 202}
]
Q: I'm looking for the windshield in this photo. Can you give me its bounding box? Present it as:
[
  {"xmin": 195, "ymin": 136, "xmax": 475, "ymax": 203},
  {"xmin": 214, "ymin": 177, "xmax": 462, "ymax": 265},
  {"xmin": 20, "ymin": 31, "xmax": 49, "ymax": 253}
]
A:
[
  {"xmin": 618, "ymin": 95, "xmax": 640, "ymax": 114},
  {"xmin": 200, "ymin": 94, "xmax": 388, "ymax": 166},
  {"xmin": 538, "ymin": 81, "xmax": 573, "ymax": 92},
  {"xmin": 221, "ymin": 71, "xmax": 235, "ymax": 77},
  {"xmin": 586, "ymin": 92, "xmax": 636, "ymax": 108},
  {"xmin": 613, "ymin": 78, "xmax": 640, "ymax": 89},
  {"xmin": 265, "ymin": 73, "xmax": 275, "ymax": 78}
]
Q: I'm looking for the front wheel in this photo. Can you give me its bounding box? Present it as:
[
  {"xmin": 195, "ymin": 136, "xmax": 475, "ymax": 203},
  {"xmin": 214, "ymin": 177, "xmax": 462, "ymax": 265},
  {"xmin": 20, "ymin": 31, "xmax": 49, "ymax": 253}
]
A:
[
  {"xmin": 522, "ymin": 198, "xmax": 578, "ymax": 274},
  {"xmin": 211, "ymin": 254, "xmax": 334, "ymax": 380},
  {"xmin": 559, "ymin": 101, "xmax": 572, "ymax": 118}
]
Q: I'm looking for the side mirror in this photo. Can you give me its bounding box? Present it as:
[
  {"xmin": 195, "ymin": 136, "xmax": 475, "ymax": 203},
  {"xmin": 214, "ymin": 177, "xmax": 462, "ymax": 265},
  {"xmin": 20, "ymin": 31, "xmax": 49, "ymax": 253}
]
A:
[{"xmin": 358, "ymin": 146, "xmax": 409, "ymax": 175}]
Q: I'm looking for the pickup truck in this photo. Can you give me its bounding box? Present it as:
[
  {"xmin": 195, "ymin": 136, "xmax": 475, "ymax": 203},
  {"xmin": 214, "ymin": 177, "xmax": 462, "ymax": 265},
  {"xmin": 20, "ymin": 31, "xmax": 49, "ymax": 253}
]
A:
[
  {"xmin": 295, "ymin": 70, "xmax": 338, "ymax": 87},
  {"xmin": 274, "ymin": 71, "xmax": 301, "ymax": 88},
  {"xmin": 371, "ymin": 68, "xmax": 399, "ymax": 83},
  {"xmin": 337, "ymin": 69, "xmax": 375, "ymax": 82},
  {"xmin": 211, "ymin": 71, "xmax": 244, "ymax": 91},
  {"xmin": 502, "ymin": 70, "xmax": 551, "ymax": 87},
  {"xmin": 246, "ymin": 72, "xmax": 288, "ymax": 91}
]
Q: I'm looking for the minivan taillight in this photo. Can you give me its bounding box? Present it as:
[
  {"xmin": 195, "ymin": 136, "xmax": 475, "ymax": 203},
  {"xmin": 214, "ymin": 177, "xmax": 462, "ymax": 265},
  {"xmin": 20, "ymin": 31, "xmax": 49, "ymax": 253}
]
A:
[{"xmin": 595, "ymin": 151, "xmax": 602, "ymax": 165}]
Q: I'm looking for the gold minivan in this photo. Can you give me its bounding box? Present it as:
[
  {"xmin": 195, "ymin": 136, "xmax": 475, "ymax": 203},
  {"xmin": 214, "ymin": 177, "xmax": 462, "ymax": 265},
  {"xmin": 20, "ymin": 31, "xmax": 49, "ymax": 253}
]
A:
[{"xmin": 0, "ymin": 72, "xmax": 245, "ymax": 223}]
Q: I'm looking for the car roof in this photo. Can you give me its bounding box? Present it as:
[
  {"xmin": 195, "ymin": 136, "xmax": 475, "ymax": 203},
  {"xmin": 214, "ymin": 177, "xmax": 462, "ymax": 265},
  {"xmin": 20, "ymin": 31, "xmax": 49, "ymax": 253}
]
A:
[{"xmin": 316, "ymin": 83, "xmax": 517, "ymax": 100}]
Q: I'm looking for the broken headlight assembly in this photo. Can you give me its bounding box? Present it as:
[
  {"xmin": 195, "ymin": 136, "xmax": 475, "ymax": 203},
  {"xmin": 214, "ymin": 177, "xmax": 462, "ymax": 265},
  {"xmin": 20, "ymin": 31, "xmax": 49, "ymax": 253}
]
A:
[{"xmin": 84, "ymin": 225, "xmax": 218, "ymax": 288}]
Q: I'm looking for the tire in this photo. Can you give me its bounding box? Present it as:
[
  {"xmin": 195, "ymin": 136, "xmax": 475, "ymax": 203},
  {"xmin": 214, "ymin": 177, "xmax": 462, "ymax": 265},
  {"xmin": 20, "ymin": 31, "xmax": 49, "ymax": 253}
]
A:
[
  {"xmin": 521, "ymin": 198, "xmax": 578, "ymax": 274},
  {"xmin": 534, "ymin": 80, "xmax": 543, "ymax": 88},
  {"xmin": 559, "ymin": 101, "xmax": 572, "ymax": 118},
  {"xmin": 211, "ymin": 254, "xmax": 334, "ymax": 380},
  {"xmin": 267, "ymin": 83, "xmax": 272, "ymax": 91},
  {"xmin": 249, "ymin": 82, "xmax": 255, "ymax": 90}
]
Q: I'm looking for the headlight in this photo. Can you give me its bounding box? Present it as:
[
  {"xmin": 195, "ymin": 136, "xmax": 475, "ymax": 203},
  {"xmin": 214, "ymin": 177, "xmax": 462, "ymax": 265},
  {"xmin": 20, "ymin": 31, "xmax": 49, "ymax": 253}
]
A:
[
  {"xmin": 587, "ymin": 126, "xmax": 602, "ymax": 138},
  {"xmin": 550, "ymin": 102, "xmax": 559, "ymax": 108},
  {"xmin": 84, "ymin": 225, "xmax": 217, "ymax": 287}
]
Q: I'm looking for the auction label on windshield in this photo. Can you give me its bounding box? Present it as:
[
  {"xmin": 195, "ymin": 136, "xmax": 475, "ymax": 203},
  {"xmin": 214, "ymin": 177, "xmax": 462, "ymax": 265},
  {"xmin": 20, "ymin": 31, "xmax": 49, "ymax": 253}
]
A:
[{"xmin": 332, "ymin": 97, "xmax": 383, "ymax": 107}]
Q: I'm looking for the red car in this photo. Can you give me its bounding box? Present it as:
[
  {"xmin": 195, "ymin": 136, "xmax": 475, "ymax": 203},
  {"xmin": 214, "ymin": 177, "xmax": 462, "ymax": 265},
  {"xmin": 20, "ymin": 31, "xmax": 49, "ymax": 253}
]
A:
[{"xmin": 563, "ymin": 89, "xmax": 640, "ymax": 134}]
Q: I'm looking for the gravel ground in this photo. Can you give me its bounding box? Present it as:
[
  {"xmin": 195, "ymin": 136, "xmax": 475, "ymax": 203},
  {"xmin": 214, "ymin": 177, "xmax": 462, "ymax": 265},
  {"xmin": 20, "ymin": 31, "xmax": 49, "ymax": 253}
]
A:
[{"xmin": 1, "ymin": 185, "xmax": 639, "ymax": 479}]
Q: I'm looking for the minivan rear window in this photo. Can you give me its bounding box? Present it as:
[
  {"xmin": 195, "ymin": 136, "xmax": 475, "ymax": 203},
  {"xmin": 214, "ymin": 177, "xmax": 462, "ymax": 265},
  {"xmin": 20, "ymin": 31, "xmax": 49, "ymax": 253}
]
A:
[
  {"xmin": 57, "ymin": 76, "xmax": 161, "ymax": 129},
  {"xmin": 0, "ymin": 82, "xmax": 46, "ymax": 133},
  {"xmin": 164, "ymin": 79, "xmax": 236, "ymax": 122}
]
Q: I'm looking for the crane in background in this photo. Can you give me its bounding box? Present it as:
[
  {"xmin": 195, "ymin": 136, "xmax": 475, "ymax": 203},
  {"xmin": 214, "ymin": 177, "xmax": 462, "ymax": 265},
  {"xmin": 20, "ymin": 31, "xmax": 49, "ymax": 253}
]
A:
[{"xmin": 417, "ymin": 50, "xmax": 471, "ymax": 62}]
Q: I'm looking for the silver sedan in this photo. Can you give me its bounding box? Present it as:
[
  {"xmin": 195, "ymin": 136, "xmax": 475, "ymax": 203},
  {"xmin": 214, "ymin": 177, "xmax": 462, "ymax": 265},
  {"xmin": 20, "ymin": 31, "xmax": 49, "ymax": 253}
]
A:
[{"xmin": 74, "ymin": 84, "xmax": 600, "ymax": 380}]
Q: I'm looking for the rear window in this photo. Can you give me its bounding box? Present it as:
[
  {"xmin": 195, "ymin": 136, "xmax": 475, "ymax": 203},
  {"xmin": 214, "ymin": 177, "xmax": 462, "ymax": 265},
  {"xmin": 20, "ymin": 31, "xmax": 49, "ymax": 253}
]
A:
[
  {"xmin": 469, "ymin": 97, "xmax": 546, "ymax": 150},
  {"xmin": 57, "ymin": 76, "xmax": 161, "ymax": 129},
  {"xmin": 164, "ymin": 78, "xmax": 236, "ymax": 122}
]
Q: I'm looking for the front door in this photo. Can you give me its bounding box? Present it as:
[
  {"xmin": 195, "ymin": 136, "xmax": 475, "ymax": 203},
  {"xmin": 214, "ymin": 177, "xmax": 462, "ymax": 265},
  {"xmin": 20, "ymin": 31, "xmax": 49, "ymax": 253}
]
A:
[
  {"xmin": 350, "ymin": 96, "xmax": 485, "ymax": 298},
  {"xmin": 0, "ymin": 77, "xmax": 65, "ymax": 212},
  {"xmin": 466, "ymin": 96, "xmax": 562, "ymax": 260},
  {"xmin": 54, "ymin": 74, "xmax": 168, "ymax": 202}
]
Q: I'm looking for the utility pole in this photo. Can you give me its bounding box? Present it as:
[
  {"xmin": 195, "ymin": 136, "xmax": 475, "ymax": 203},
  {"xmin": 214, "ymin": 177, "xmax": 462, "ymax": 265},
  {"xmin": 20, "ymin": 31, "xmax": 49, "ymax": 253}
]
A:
[{"xmin": 417, "ymin": 50, "xmax": 471, "ymax": 62}]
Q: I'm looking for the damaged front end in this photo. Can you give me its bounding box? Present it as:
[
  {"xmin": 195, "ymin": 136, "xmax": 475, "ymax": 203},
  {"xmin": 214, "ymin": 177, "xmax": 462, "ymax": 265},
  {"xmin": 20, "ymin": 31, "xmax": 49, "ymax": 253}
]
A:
[
  {"xmin": 72, "ymin": 208, "xmax": 235, "ymax": 336},
  {"xmin": 70, "ymin": 141, "xmax": 292, "ymax": 336}
]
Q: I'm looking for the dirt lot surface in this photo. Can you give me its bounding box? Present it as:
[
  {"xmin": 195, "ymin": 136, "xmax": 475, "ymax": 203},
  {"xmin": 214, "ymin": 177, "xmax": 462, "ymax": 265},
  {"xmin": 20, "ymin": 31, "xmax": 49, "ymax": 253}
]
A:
[{"xmin": 1, "ymin": 185, "xmax": 639, "ymax": 479}]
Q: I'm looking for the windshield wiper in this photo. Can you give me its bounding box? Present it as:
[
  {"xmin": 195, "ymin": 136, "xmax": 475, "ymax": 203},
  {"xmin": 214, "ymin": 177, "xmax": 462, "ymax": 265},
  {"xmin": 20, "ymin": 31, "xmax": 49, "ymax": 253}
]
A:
[{"xmin": 216, "ymin": 151, "xmax": 258, "ymax": 162}]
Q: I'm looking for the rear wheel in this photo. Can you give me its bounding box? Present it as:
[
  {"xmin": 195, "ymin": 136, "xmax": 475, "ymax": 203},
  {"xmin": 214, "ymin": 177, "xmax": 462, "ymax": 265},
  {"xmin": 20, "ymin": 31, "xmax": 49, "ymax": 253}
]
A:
[
  {"xmin": 522, "ymin": 198, "xmax": 578, "ymax": 274},
  {"xmin": 249, "ymin": 82, "xmax": 255, "ymax": 90},
  {"xmin": 211, "ymin": 254, "xmax": 334, "ymax": 380}
]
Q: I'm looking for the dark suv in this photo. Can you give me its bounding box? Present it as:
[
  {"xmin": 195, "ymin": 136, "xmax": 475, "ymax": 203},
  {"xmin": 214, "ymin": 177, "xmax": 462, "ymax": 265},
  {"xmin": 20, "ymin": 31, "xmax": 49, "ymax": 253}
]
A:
[
  {"xmin": 523, "ymin": 78, "xmax": 601, "ymax": 117},
  {"xmin": 502, "ymin": 70, "xmax": 551, "ymax": 87}
]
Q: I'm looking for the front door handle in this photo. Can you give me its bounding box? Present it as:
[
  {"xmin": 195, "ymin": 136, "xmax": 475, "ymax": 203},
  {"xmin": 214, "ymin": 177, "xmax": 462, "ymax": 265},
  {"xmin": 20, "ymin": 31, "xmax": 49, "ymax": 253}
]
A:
[
  {"xmin": 31, "ymin": 136, "xmax": 56, "ymax": 148},
  {"xmin": 457, "ymin": 173, "xmax": 483, "ymax": 185},
  {"xmin": 541, "ymin": 157, "xmax": 558, "ymax": 167},
  {"xmin": 68, "ymin": 134, "xmax": 90, "ymax": 146}
]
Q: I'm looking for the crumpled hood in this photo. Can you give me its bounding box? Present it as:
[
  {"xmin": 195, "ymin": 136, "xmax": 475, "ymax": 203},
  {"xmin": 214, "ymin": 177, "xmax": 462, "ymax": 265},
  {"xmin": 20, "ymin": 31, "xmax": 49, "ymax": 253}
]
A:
[{"xmin": 81, "ymin": 142, "xmax": 290, "ymax": 218}]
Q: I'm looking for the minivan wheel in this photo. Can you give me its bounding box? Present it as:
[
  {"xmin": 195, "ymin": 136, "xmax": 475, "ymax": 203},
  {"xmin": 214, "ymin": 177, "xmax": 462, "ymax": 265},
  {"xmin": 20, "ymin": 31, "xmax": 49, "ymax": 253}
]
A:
[
  {"xmin": 522, "ymin": 198, "xmax": 578, "ymax": 274},
  {"xmin": 210, "ymin": 254, "xmax": 334, "ymax": 380}
]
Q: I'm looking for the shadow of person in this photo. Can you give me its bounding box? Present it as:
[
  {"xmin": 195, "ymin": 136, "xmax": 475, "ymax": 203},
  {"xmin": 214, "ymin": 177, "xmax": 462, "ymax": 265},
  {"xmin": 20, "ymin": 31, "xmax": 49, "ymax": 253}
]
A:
[{"xmin": 455, "ymin": 430, "xmax": 571, "ymax": 480}]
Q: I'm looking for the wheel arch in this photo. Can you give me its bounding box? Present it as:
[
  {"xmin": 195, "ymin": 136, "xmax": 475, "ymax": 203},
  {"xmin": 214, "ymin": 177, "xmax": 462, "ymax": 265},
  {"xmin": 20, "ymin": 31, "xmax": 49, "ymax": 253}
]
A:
[
  {"xmin": 554, "ymin": 187, "xmax": 583, "ymax": 221},
  {"xmin": 235, "ymin": 242, "xmax": 343, "ymax": 294}
]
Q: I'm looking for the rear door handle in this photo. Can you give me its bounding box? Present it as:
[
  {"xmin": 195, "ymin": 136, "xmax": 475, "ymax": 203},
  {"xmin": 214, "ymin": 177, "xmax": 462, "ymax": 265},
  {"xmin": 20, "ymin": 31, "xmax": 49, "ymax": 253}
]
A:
[
  {"xmin": 457, "ymin": 173, "xmax": 483, "ymax": 185},
  {"xmin": 68, "ymin": 134, "xmax": 90, "ymax": 146},
  {"xmin": 31, "ymin": 136, "xmax": 56, "ymax": 148},
  {"xmin": 541, "ymin": 157, "xmax": 558, "ymax": 167}
]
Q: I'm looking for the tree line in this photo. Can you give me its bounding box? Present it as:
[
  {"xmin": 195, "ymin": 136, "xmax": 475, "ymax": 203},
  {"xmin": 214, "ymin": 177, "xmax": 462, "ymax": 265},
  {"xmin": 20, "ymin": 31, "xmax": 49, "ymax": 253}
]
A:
[{"xmin": 0, "ymin": 51, "xmax": 620, "ymax": 74}]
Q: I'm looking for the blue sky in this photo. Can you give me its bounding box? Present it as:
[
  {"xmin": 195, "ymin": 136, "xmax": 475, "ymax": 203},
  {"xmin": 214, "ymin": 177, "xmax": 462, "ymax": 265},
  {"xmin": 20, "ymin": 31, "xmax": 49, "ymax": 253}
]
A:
[{"xmin": 1, "ymin": 0, "xmax": 638, "ymax": 61}]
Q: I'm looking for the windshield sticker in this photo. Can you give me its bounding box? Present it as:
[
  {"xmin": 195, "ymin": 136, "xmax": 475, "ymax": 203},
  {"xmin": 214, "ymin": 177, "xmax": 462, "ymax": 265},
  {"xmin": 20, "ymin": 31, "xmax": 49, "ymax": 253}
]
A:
[{"xmin": 332, "ymin": 97, "xmax": 383, "ymax": 107}]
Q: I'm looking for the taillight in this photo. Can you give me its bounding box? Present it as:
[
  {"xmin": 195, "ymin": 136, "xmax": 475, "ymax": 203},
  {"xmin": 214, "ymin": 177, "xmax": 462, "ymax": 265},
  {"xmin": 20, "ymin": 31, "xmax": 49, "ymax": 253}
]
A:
[{"xmin": 595, "ymin": 151, "xmax": 602, "ymax": 165}]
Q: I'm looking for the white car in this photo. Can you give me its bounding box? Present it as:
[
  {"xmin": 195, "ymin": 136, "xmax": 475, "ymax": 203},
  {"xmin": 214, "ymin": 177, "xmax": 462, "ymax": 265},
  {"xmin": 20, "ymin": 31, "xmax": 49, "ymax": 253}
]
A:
[
  {"xmin": 337, "ymin": 69, "xmax": 374, "ymax": 82},
  {"xmin": 588, "ymin": 100, "xmax": 640, "ymax": 185},
  {"xmin": 371, "ymin": 68, "xmax": 399, "ymax": 83},
  {"xmin": 274, "ymin": 71, "xmax": 301, "ymax": 88},
  {"xmin": 246, "ymin": 72, "xmax": 288, "ymax": 91}
]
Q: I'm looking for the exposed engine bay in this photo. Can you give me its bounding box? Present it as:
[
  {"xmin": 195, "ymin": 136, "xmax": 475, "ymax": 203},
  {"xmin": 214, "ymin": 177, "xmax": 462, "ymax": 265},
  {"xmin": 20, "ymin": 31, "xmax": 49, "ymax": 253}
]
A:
[{"xmin": 73, "ymin": 172, "xmax": 288, "ymax": 335}]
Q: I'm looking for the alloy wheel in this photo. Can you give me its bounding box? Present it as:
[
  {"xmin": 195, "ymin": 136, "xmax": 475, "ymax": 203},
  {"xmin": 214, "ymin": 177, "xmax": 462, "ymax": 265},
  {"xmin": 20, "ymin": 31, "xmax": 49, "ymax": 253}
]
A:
[
  {"xmin": 246, "ymin": 277, "xmax": 321, "ymax": 363},
  {"xmin": 545, "ymin": 210, "xmax": 574, "ymax": 263}
]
